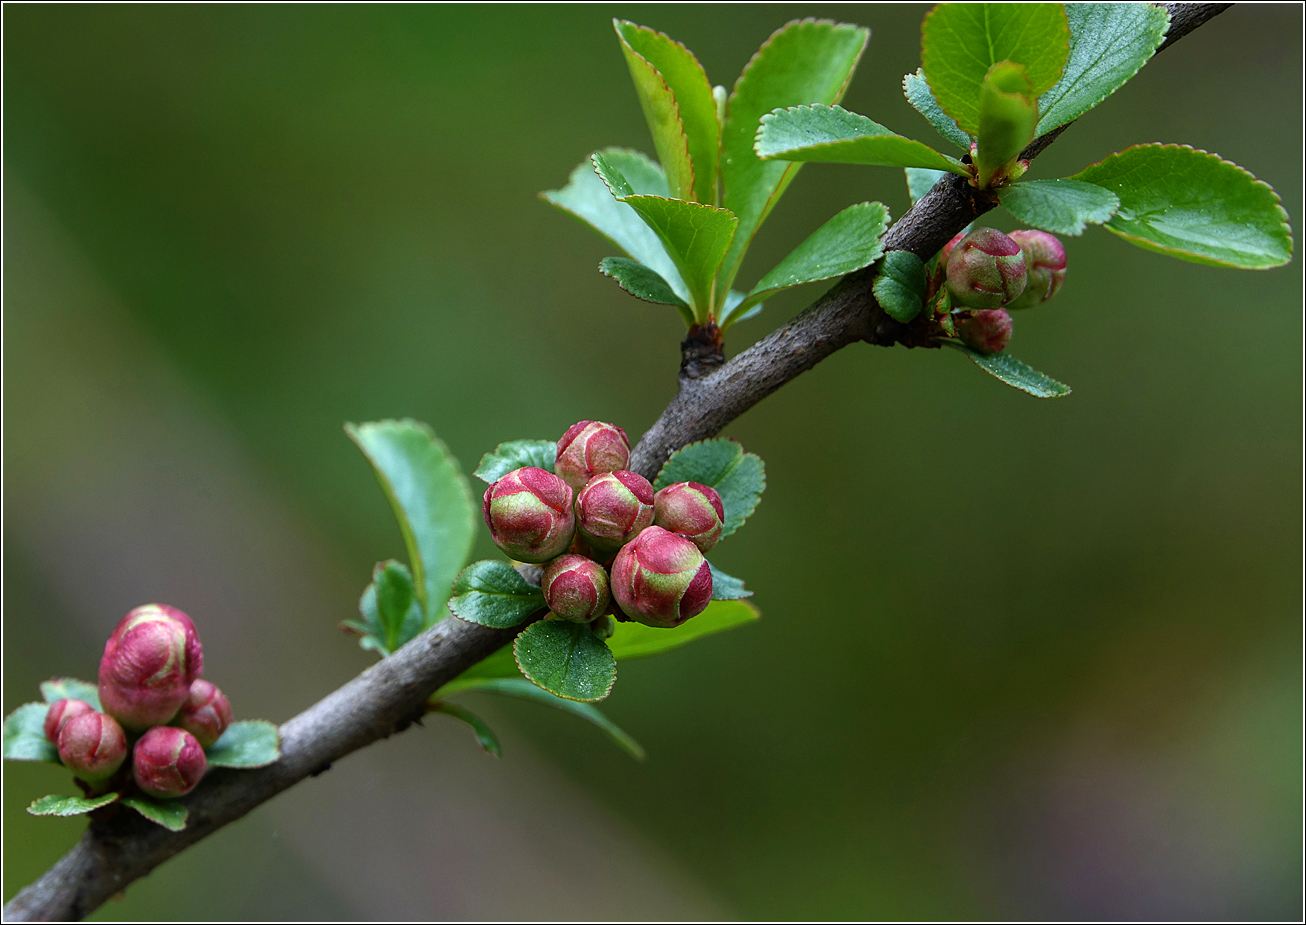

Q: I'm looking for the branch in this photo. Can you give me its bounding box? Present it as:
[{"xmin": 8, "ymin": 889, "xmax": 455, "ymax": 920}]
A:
[{"xmin": 4, "ymin": 5, "xmax": 1228, "ymax": 920}]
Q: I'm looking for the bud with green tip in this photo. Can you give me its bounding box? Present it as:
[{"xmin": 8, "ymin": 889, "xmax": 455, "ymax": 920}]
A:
[
  {"xmin": 956, "ymin": 308, "xmax": 1014, "ymax": 354},
  {"xmin": 946, "ymin": 228, "xmax": 1027, "ymax": 310},
  {"xmin": 482, "ymin": 467, "xmax": 576, "ymax": 563},
  {"xmin": 555, "ymin": 421, "xmax": 630, "ymax": 490},
  {"xmin": 178, "ymin": 679, "xmax": 233, "ymax": 748},
  {"xmin": 654, "ymin": 481, "xmax": 725, "ymax": 554},
  {"xmin": 541, "ymin": 554, "xmax": 611, "ymax": 623},
  {"xmin": 1004, "ymin": 229, "xmax": 1067, "ymax": 310},
  {"xmin": 575, "ymin": 470, "xmax": 655, "ymax": 550},
  {"xmin": 57, "ymin": 711, "xmax": 127, "ymax": 781},
  {"xmin": 133, "ymin": 726, "xmax": 207, "ymax": 798},
  {"xmin": 611, "ymin": 526, "xmax": 713, "ymax": 628},
  {"xmin": 591, "ymin": 614, "xmax": 616, "ymax": 641},
  {"xmin": 44, "ymin": 698, "xmax": 96, "ymax": 744},
  {"xmin": 99, "ymin": 604, "xmax": 204, "ymax": 730}
]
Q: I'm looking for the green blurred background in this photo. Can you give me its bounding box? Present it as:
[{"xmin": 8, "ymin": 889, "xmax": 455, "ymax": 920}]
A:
[{"xmin": 4, "ymin": 4, "xmax": 1301, "ymax": 920}]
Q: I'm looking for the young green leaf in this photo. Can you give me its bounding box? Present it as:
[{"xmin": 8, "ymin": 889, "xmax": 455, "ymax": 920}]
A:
[
  {"xmin": 940, "ymin": 339, "xmax": 1072, "ymax": 398},
  {"xmin": 429, "ymin": 701, "xmax": 501, "ymax": 757},
  {"xmin": 903, "ymin": 70, "xmax": 971, "ymax": 149},
  {"xmin": 353, "ymin": 573, "xmax": 423, "ymax": 658},
  {"xmin": 28, "ymin": 793, "xmax": 119, "ymax": 817},
  {"xmin": 905, "ymin": 167, "xmax": 948, "ymax": 204},
  {"xmin": 206, "ymin": 720, "xmax": 281, "ymax": 769},
  {"xmin": 514, "ymin": 620, "xmax": 617, "ymax": 703},
  {"xmin": 3, "ymin": 702, "xmax": 57, "ymax": 763},
  {"xmin": 473, "ymin": 439, "xmax": 557, "ymax": 484},
  {"xmin": 974, "ymin": 61, "xmax": 1037, "ymax": 188},
  {"xmin": 708, "ymin": 563, "xmax": 752, "ymax": 600},
  {"xmin": 598, "ymin": 257, "xmax": 694, "ymax": 325},
  {"xmin": 40, "ymin": 678, "xmax": 102, "ymax": 711},
  {"xmin": 1073, "ymin": 145, "xmax": 1293, "ymax": 268},
  {"xmin": 371, "ymin": 560, "xmax": 420, "ymax": 653},
  {"xmin": 654, "ymin": 439, "xmax": 765, "ymax": 538},
  {"xmin": 448, "ymin": 560, "xmax": 546, "ymax": 629},
  {"xmin": 872, "ymin": 251, "xmax": 928, "ymax": 323},
  {"xmin": 614, "ymin": 21, "xmax": 719, "ymax": 204},
  {"xmin": 608, "ymin": 599, "xmax": 760, "ymax": 661},
  {"xmin": 1037, "ymin": 3, "xmax": 1170, "ymax": 134},
  {"xmin": 997, "ymin": 179, "xmax": 1119, "ymax": 235},
  {"xmin": 121, "ymin": 796, "xmax": 188, "ymax": 831},
  {"xmin": 719, "ymin": 19, "xmax": 869, "ymax": 293},
  {"xmin": 755, "ymin": 104, "xmax": 968, "ymax": 175},
  {"xmin": 346, "ymin": 420, "xmax": 475, "ymax": 625},
  {"xmin": 921, "ymin": 3, "xmax": 1069, "ymax": 135}
]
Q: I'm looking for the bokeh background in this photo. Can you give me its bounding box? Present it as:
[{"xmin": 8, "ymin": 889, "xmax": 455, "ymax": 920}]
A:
[{"xmin": 4, "ymin": 4, "xmax": 1301, "ymax": 920}]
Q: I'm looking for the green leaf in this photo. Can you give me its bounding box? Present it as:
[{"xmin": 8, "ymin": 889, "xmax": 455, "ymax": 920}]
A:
[
  {"xmin": 40, "ymin": 678, "xmax": 102, "ymax": 711},
  {"xmin": 607, "ymin": 599, "xmax": 760, "ymax": 661},
  {"xmin": 873, "ymin": 251, "xmax": 928, "ymax": 323},
  {"xmin": 755, "ymin": 104, "xmax": 969, "ymax": 175},
  {"xmin": 346, "ymin": 419, "xmax": 475, "ymax": 624},
  {"xmin": 940, "ymin": 339, "xmax": 1072, "ymax": 398},
  {"xmin": 921, "ymin": 3, "xmax": 1069, "ymax": 135},
  {"xmin": 474, "ymin": 439, "xmax": 557, "ymax": 485},
  {"xmin": 599, "ymin": 257, "xmax": 694, "ymax": 325},
  {"xmin": 371, "ymin": 560, "xmax": 422, "ymax": 653},
  {"xmin": 448, "ymin": 560, "xmax": 545, "ymax": 629},
  {"xmin": 905, "ymin": 167, "xmax": 948, "ymax": 204},
  {"xmin": 975, "ymin": 61, "xmax": 1037, "ymax": 188},
  {"xmin": 3, "ymin": 703, "xmax": 57, "ymax": 763},
  {"xmin": 653, "ymin": 439, "xmax": 765, "ymax": 538},
  {"xmin": 997, "ymin": 178, "xmax": 1119, "ymax": 235},
  {"xmin": 205, "ymin": 720, "xmax": 281, "ymax": 768},
  {"xmin": 718, "ymin": 289, "xmax": 763, "ymax": 330},
  {"xmin": 353, "ymin": 571, "xmax": 423, "ymax": 658},
  {"xmin": 615, "ymin": 20, "xmax": 719, "ymax": 204},
  {"xmin": 1073, "ymin": 144, "xmax": 1293, "ymax": 268},
  {"xmin": 1037, "ymin": 3, "xmax": 1169, "ymax": 134},
  {"xmin": 122, "ymin": 796, "xmax": 188, "ymax": 831},
  {"xmin": 28, "ymin": 793, "xmax": 118, "ymax": 817},
  {"xmin": 902, "ymin": 70, "xmax": 971, "ymax": 149},
  {"xmin": 513, "ymin": 620, "xmax": 616, "ymax": 703},
  {"xmin": 719, "ymin": 19, "xmax": 869, "ymax": 293},
  {"xmin": 708, "ymin": 563, "xmax": 752, "ymax": 600},
  {"xmin": 440, "ymin": 677, "xmax": 645, "ymax": 761},
  {"xmin": 429, "ymin": 701, "xmax": 501, "ymax": 757},
  {"xmin": 543, "ymin": 151, "xmax": 691, "ymax": 304}
]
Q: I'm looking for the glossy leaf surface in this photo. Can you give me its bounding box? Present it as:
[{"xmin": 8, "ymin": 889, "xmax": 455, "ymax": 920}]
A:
[
  {"xmin": 122, "ymin": 796, "xmax": 188, "ymax": 831},
  {"xmin": 941, "ymin": 339, "xmax": 1072, "ymax": 398},
  {"xmin": 997, "ymin": 178, "xmax": 1119, "ymax": 235},
  {"xmin": 514, "ymin": 620, "xmax": 616, "ymax": 703},
  {"xmin": 755, "ymin": 104, "xmax": 968, "ymax": 174},
  {"xmin": 653, "ymin": 438, "xmax": 765, "ymax": 538},
  {"xmin": 903, "ymin": 69, "xmax": 971, "ymax": 148},
  {"xmin": 205, "ymin": 720, "xmax": 281, "ymax": 769},
  {"xmin": 873, "ymin": 250, "xmax": 928, "ymax": 323},
  {"xmin": 599, "ymin": 257, "xmax": 693, "ymax": 325},
  {"xmin": 473, "ymin": 439, "xmax": 557, "ymax": 484},
  {"xmin": 974, "ymin": 61, "xmax": 1037, "ymax": 188},
  {"xmin": 708, "ymin": 563, "xmax": 752, "ymax": 600},
  {"xmin": 448, "ymin": 560, "xmax": 545, "ymax": 629},
  {"xmin": 28, "ymin": 793, "xmax": 119, "ymax": 816}
]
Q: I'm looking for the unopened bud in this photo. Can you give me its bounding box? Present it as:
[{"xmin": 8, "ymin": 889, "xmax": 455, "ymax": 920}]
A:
[
  {"xmin": 956, "ymin": 308, "xmax": 1013, "ymax": 354},
  {"xmin": 611, "ymin": 526, "xmax": 713, "ymax": 628},
  {"xmin": 575, "ymin": 470, "xmax": 654, "ymax": 550},
  {"xmin": 178, "ymin": 679, "xmax": 233, "ymax": 748},
  {"xmin": 653, "ymin": 482, "xmax": 725, "ymax": 553},
  {"xmin": 555, "ymin": 421, "xmax": 630, "ymax": 490},
  {"xmin": 482, "ymin": 467, "xmax": 575, "ymax": 563},
  {"xmin": 1005, "ymin": 229, "xmax": 1067, "ymax": 310},
  {"xmin": 592, "ymin": 615, "xmax": 616, "ymax": 641},
  {"xmin": 946, "ymin": 228, "xmax": 1027, "ymax": 310},
  {"xmin": 57, "ymin": 711, "xmax": 127, "ymax": 781},
  {"xmin": 541, "ymin": 554, "xmax": 611, "ymax": 622},
  {"xmin": 99, "ymin": 604, "xmax": 203, "ymax": 730},
  {"xmin": 937, "ymin": 230, "xmax": 966, "ymax": 266},
  {"xmin": 133, "ymin": 726, "xmax": 207, "ymax": 799},
  {"xmin": 43, "ymin": 698, "xmax": 96, "ymax": 744}
]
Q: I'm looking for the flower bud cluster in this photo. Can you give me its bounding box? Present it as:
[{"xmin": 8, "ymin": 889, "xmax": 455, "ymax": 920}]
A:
[{"xmin": 483, "ymin": 421, "xmax": 724, "ymax": 628}]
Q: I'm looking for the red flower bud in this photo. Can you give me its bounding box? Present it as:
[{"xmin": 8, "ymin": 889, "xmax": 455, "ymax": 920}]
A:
[
  {"xmin": 133, "ymin": 726, "xmax": 207, "ymax": 799},
  {"xmin": 956, "ymin": 308, "xmax": 1014, "ymax": 354},
  {"xmin": 482, "ymin": 467, "xmax": 576, "ymax": 563},
  {"xmin": 555, "ymin": 421, "xmax": 630, "ymax": 490},
  {"xmin": 937, "ymin": 230, "xmax": 966, "ymax": 266},
  {"xmin": 178, "ymin": 679, "xmax": 233, "ymax": 748},
  {"xmin": 611, "ymin": 526, "xmax": 713, "ymax": 628},
  {"xmin": 946, "ymin": 228, "xmax": 1027, "ymax": 310},
  {"xmin": 541, "ymin": 554, "xmax": 611, "ymax": 622},
  {"xmin": 653, "ymin": 481, "xmax": 725, "ymax": 553},
  {"xmin": 1005, "ymin": 229, "xmax": 1067, "ymax": 310},
  {"xmin": 57, "ymin": 711, "xmax": 127, "ymax": 781},
  {"xmin": 43, "ymin": 698, "xmax": 96, "ymax": 744},
  {"xmin": 574, "ymin": 470, "xmax": 655, "ymax": 550},
  {"xmin": 99, "ymin": 604, "xmax": 203, "ymax": 730}
]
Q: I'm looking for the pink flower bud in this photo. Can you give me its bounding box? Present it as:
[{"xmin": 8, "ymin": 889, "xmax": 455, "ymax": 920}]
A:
[
  {"xmin": 482, "ymin": 467, "xmax": 575, "ymax": 563},
  {"xmin": 653, "ymin": 482, "xmax": 725, "ymax": 553},
  {"xmin": 99, "ymin": 604, "xmax": 203, "ymax": 730},
  {"xmin": 611, "ymin": 526, "xmax": 713, "ymax": 628},
  {"xmin": 937, "ymin": 230, "xmax": 966, "ymax": 266},
  {"xmin": 178, "ymin": 679, "xmax": 233, "ymax": 748},
  {"xmin": 555, "ymin": 421, "xmax": 630, "ymax": 490},
  {"xmin": 133, "ymin": 726, "xmax": 207, "ymax": 799},
  {"xmin": 1005, "ymin": 229, "xmax": 1067, "ymax": 310},
  {"xmin": 946, "ymin": 228, "xmax": 1027, "ymax": 310},
  {"xmin": 43, "ymin": 698, "xmax": 96, "ymax": 744},
  {"xmin": 541, "ymin": 554, "xmax": 612, "ymax": 622},
  {"xmin": 956, "ymin": 308, "xmax": 1014, "ymax": 354},
  {"xmin": 574, "ymin": 470, "xmax": 655, "ymax": 550},
  {"xmin": 57, "ymin": 711, "xmax": 127, "ymax": 781}
]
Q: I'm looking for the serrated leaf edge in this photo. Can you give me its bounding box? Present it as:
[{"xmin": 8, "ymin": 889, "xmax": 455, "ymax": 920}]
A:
[{"xmin": 513, "ymin": 623, "xmax": 617, "ymax": 704}]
